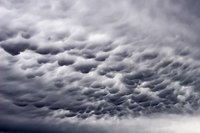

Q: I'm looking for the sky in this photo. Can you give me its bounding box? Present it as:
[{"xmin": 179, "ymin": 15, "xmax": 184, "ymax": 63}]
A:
[{"xmin": 0, "ymin": 0, "xmax": 200, "ymax": 133}]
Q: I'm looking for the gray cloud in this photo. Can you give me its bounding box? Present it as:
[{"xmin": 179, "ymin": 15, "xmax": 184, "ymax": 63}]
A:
[{"xmin": 0, "ymin": 0, "xmax": 200, "ymax": 132}]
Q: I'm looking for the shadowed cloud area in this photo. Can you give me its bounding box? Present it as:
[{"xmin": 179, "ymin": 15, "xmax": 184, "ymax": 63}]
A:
[{"xmin": 0, "ymin": 0, "xmax": 200, "ymax": 133}]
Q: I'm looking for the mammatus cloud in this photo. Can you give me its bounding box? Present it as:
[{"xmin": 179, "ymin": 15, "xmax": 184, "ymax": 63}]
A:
[{"xmin": 0, "ymin": 0, "xmax": 200, "ymax": 133}]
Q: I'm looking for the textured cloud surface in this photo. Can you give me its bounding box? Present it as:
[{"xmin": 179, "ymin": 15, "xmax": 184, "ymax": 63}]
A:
[{"xmin": 0, "ymin": 0, "xmax": 200, "ymax": 133}]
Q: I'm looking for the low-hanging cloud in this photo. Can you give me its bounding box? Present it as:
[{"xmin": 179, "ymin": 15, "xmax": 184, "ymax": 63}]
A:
[{"xmin": 0, "ymin": 0, "xmax": 200, "ymax": 132}]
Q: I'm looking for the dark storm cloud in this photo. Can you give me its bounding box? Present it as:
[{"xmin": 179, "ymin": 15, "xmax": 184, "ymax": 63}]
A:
[
  {"xmin": 0, "ymin": 0, "xmax": 200, "ymax": 133},
  {"xmin": 0, "ymin": 115, "xmax": 107, "ymax": 133},
  {"xmin": 74, "ymin": 62, "xmax": 98, "ymax": 73},
  {"xmin": 1, "ymin": 40, "xmax": 31, "ymax": 55},
  {"xmin": 57, "ymin": 58, "xmax": 74, "ymax": 66},
  {"xmin": 36, "ymin": 48, "xmax": 59, "ymax": 55}
]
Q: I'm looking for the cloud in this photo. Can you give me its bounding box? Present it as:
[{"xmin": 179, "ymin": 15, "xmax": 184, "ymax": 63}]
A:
[
  {"xmin": 0, "ymin": 115, "xmax": 107, "ymax": 133},
  {"xmin": 101, "ymin": 114, "xmax": 200, "ymax": 133},
  {"xmin": 0, "ymin": 0, "xmax": 200, "ymax": 132}
]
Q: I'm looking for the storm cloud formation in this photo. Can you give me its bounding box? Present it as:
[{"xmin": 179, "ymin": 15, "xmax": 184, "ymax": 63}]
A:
[{"xmin": 0, "ymin": 0, "xmax": 200, "ymax": 133}]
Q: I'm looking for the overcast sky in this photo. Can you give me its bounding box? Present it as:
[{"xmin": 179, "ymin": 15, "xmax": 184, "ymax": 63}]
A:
[{"xmin": 0, "ymin": 0, "xmax": 200, "ymax": 133}]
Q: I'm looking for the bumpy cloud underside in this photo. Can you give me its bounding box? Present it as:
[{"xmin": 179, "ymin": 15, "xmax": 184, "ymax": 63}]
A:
[{"xmin": 0, "ymin": 0, "xmax": 200, "ymax": 133}]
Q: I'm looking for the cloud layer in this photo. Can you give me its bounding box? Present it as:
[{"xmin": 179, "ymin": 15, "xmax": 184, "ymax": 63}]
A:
[{"xmin": 0, "ymin": 0, "xmax": 200, "ymax": 132}]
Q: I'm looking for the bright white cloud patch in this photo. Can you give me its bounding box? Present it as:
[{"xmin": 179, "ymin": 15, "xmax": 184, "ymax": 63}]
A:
[{"xmin": 80, "ymin": 114, "xmax": 200, "ymax": 133}]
